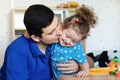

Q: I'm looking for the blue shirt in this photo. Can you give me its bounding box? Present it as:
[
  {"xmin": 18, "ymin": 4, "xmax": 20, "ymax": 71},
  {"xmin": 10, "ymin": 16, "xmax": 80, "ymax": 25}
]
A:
[
  {"xmin": 51, "ymin": 42, "xmax": 87, "ymax": 80},
  {"xmin": 0, "ymin": 35, "xmax": 51, "ymax": 80}
]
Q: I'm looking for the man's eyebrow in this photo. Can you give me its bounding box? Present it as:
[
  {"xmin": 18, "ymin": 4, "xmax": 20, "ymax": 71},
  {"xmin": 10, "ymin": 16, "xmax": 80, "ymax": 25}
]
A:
[{"xmin": 48, "ymin": 19, "xmax": 59, "ymax": 34}]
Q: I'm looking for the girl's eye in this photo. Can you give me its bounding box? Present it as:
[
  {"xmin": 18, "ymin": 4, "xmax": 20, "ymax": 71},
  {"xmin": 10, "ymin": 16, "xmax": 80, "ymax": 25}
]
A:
[
  {"xmin": 66, "ymin": 32, "xmax": 70, "ymax": 38},
  {"xmin": 72, "ymin": 40, "xmax": 77, "ymax": 43},
  {"xmin": 66, "ymin": 35, "xmax": 70, "ymax": 38},
  {"xmin": 79, "ymin": 31, "xmax": 86, "ymax": 35}
]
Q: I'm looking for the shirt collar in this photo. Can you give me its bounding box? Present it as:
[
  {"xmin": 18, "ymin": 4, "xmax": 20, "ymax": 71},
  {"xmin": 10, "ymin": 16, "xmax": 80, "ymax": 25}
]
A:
[
  {"xmin": 29, "ymin": 39, "xmax": 43, "ymax": 56},
  {"xmin": 29, "ymin": 39, "xmax": 51, "ymax": 57}
]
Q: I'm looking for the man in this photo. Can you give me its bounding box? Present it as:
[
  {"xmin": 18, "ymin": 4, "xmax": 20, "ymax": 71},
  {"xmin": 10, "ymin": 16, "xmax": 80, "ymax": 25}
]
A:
[{"xmin": 0, "ymin": 4, "xmax": 79, "ymax": 80}]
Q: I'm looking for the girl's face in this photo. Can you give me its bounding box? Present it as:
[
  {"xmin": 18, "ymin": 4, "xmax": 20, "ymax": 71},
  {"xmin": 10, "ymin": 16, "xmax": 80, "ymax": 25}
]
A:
[{"xmin": 59, "ymin": 26, "xmax": 84, "ymax": 47}]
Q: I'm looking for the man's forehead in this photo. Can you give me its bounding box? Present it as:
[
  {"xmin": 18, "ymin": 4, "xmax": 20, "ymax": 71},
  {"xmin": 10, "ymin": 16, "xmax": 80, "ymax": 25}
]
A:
[{"xmin": 42, "ymin": 16, "xmax": 58, "ymax": 33}]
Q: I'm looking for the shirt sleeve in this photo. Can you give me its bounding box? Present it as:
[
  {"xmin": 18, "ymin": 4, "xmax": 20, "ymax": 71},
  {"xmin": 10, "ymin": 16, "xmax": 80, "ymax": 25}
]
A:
[{"xmin": 1, "ymin": 46, "xmax": 28, "ymax": 80}]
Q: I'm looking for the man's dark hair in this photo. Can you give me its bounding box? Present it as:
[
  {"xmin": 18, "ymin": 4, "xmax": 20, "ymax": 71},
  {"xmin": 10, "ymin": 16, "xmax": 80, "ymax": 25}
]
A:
[{"xmin": 24, "ymin": 4, "xmax": 54, "ymax": 37}]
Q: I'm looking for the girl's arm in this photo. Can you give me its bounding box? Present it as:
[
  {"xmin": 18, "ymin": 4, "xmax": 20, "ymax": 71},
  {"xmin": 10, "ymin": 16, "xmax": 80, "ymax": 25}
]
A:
[{"xmin": 75, "ymin": 62, "xmax": 89, "ymax": 77}]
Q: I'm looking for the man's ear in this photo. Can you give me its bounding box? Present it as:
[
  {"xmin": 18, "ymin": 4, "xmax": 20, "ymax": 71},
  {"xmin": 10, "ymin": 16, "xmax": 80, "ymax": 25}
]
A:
[{"xmin": 30, "ymin": 35, "xmax": 40, "ymax": 42}]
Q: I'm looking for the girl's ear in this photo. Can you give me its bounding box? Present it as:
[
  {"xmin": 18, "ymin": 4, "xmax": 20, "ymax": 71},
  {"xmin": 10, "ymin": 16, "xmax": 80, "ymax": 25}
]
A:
[{"xmin": 30, "ymin": 35, "xmax": 40, "ymax": 42}]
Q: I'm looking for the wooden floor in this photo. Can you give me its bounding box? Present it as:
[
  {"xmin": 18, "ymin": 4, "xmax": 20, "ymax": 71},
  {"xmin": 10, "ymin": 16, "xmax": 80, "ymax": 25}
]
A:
[{"xmin": 57, "ymin": 75, "xmax": 120, "ymax": 80}]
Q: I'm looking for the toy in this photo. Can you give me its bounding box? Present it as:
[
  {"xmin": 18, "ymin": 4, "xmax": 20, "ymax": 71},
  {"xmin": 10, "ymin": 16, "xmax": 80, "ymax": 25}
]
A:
[
  {"xmin": 56, "ymin": 1, "xmax": 79, "ymax": 8},
  {"xmin": 108, "ymin": 57, "xmax": 120, "ymax": 76},
  {"xmin": 57, "ymin": 3, "xmax": 68, "ymax": 8},
  {"xmin": 66, "ymin": 1, "xmax": 79, "ymax": 8},
  {"xmin": 108, "ymin": 57, "xmax": 120, "ymax": 72},
  {"xmin": 87, "ymin": 50, "xmax": 120, "ymax": 68},
  {"xmin": 89, "ymin": 67, "xmax": 114, "ymax": 75},
  {"xmin": 115, "ymin": 71, "xmax": 120, "ymax": 77}
]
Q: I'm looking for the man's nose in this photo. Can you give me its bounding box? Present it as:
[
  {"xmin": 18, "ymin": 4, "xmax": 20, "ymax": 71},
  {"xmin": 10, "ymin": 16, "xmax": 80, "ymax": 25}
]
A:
[
  {"xmin": 56, "ymin": 30, "xmax": 62, "ymax": 37},
  {"xmin": 56, "ymin": 28, "xmax": 62, "ymax": 37}
]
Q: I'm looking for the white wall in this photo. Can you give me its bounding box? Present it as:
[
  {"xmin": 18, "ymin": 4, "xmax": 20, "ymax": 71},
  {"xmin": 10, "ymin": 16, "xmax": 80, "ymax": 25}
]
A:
[
  {"xmin": 0, "ymin": 0, "xmax": 11, "ymax": 67},
  {"xmin": 77, "ymin": 0, "xmax": 120, "ymax": 52},
  {"xmin": 0, "ymin": 0, "xmax": 120, "ymax": 67}
]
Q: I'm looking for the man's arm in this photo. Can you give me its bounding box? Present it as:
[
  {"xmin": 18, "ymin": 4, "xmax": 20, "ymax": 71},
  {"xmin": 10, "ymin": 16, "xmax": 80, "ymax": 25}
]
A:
[{"xmin": 1, "ymin": 47, "xmax": 28, "ymax": 80}]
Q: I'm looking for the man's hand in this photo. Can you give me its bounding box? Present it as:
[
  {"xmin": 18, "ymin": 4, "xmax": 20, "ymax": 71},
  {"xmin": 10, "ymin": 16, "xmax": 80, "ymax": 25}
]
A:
[{"xmin": 56, "ymin": 60, "xmax": 79, "ymax": 74}]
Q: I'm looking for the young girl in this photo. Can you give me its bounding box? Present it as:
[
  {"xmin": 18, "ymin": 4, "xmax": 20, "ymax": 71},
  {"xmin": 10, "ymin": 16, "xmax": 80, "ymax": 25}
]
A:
[{"xmin": 51, "ymin": 5, "xmax": 97, "ymax": 80}]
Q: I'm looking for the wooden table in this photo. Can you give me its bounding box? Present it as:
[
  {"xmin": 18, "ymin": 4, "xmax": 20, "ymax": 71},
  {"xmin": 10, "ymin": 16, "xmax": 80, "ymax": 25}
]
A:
[{"xmin": 57, "ymin": 75, "xmax": 120, "ymax": 80}]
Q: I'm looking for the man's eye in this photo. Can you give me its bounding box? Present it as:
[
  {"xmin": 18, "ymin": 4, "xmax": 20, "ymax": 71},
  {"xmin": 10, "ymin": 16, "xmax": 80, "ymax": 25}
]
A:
[
  {"xmin": 48, "ymin": 29, "xmax": 56, "ymax": 35},
  {"xmin": 48, "ymin": 31, "xmax": 53, "ymax": 35}
]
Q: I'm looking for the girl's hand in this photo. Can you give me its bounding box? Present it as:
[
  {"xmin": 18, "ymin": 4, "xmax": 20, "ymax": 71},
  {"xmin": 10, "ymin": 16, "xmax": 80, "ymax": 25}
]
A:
[{"xmin": 75, "ymin": 71, "xmax": 89, "ymax": 78}]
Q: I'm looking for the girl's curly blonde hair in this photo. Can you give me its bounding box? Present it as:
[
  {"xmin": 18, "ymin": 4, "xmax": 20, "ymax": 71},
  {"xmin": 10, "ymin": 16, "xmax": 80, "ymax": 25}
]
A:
[{"xmin": 63, "ymin": 4, "xmax": 97, "ymax": 40}]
